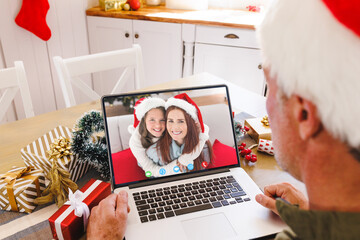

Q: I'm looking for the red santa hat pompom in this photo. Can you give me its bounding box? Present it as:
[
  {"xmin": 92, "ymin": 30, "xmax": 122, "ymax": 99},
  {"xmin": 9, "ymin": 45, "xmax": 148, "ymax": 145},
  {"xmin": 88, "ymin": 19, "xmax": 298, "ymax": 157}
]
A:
[
  {"xmin": 165, "ymin": 93, "xmax": 205, "ymax": 133},
  {"xmin": 132, "ymin": 97, "xmax": 166, "ymax": 128},
  {"xmin": 257, "ymin": 0, "xmax": 360, "ymax": 149}
]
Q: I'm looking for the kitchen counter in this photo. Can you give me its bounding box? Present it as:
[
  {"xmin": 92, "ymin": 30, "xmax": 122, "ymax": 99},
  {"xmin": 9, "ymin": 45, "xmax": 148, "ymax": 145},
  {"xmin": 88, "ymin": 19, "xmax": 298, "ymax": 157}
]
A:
[{"xmin": 86, "ymin": 5, "xmax": 264, "ymax": 29}]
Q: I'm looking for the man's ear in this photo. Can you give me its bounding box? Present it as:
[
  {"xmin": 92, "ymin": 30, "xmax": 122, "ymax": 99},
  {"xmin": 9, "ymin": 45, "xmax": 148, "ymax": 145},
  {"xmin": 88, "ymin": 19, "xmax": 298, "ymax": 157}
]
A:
[{"xmin": 292, "ymin": 96, "xmax": 322, "ymax": 140}]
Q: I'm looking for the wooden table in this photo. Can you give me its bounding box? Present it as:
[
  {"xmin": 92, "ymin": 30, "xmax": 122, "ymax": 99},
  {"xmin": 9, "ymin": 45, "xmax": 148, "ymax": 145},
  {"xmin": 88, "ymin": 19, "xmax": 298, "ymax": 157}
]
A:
[{"xmin": 0, "ymin": 73, "xmax": 306, "ymax": 239}]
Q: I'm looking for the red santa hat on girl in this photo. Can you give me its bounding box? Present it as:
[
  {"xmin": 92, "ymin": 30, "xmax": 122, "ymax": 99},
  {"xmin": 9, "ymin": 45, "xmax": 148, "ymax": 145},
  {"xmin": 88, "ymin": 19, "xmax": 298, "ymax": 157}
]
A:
[
  {"xmin": 129, "ymin": 97, "xmax": 166, "ymax": 131},
  {"xmin": 165, "ymin": 93, "xmax": 205, "ymax": 133},
  {"xmin": 257, "ymin": 0, "xmax": 360, "ymax": 149}
]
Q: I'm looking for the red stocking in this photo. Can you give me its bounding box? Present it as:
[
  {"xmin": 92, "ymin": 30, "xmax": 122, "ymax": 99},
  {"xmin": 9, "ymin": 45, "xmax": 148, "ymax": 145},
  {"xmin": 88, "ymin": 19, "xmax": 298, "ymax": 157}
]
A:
[{"xmin": 15, "ymin": 0, "xmax": 51, "ymax": 41}]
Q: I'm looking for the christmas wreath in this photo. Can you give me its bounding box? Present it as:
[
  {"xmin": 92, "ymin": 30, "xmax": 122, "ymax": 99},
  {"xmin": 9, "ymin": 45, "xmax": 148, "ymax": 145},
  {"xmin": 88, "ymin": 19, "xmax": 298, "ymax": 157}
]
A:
[{"xmin": 71, "ymin": 111, "xmax": 110, "ymax": 180}]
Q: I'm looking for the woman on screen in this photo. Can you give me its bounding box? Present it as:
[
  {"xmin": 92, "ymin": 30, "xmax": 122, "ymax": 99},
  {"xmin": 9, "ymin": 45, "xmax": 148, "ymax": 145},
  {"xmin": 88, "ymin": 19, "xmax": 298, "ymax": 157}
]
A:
[
  {"xmin": 129, "ymin": 96, "xmax": 209, "ymax": 177},
  {"xmin": 146, "ymin": 93, "xmax": 213, "ymax": 172}
]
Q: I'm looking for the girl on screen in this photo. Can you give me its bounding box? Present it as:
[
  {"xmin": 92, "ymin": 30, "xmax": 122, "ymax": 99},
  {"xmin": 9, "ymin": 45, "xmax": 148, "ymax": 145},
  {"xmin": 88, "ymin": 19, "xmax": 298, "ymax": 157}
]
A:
[
  {"xmin": 129, "ymin": 97, "xmax": 209, "ymax": 177},
  {"xmin": 146, "ymin": 93, "xmax": 213, "ymax": 172}
]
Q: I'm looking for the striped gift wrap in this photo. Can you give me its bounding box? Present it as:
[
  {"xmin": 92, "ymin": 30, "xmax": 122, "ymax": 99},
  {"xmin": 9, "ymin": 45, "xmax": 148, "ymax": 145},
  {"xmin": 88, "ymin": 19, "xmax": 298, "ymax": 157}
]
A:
[
  {"xmin": 0, "ymin": 167, "xmax": 46, "ymax": 213},
  {"xmin": 21, "ymin": 126, "xmax": 91, "ymax": 182}
]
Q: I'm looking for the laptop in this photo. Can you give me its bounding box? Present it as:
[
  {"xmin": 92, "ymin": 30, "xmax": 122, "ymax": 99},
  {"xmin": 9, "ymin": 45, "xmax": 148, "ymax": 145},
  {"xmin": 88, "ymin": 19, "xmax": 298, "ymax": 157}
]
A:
[{"xmin": 101, "ymin": 85, "xmax": 286, "ymax": 240}]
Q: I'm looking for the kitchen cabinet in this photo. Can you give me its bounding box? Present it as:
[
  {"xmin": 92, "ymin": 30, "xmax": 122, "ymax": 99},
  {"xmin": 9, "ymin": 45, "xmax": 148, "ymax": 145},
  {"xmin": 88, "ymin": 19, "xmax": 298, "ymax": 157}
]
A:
[
  {"xmin": 87, "ymin": 14, "xmax": 266, "ymax": 96},
  {"xmin": 87, "ymin": 16, "xmax": 183, "ymax": 95},
  {"xmin": 193, "ymin": 25, "xmax": 265, "ymax": 95}
]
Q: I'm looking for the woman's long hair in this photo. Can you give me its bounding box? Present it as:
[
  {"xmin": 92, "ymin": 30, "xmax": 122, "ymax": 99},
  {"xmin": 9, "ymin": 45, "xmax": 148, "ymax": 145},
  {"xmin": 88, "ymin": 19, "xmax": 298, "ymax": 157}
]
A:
[
  {"xmin": 138, "ymin": 107, "xmax": 165, "ymax": 148},
  {"xmin": 157, "ymin": 106, "xmax": 213, "ymax": 171}
]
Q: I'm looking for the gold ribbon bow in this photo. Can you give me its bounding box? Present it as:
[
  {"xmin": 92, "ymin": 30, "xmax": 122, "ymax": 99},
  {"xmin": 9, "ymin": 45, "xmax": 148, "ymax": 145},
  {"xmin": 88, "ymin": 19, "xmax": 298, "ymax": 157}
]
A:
[
  {"xmin": 35, "ymin": 137, "xmax": 78, "ymax": 207},
  {"xmin": 34, "ymin": 159, "xmax": 78, "ymax": 207},
  {"xmin": 261, "ymin": 116, "xmax": 270, "ymax": 126},
  {"xmin": 0, "ymin": 167, "xmax": 40, "ymax": 211},
  {"xmin": 47, "ymin": 137, "xmax": 72, "ymax": 160}
]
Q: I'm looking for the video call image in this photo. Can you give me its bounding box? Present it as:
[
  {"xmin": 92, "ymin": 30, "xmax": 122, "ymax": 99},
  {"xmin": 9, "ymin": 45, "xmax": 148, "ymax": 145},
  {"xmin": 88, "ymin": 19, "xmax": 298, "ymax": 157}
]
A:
[{"xmin": 103, "ymin": 87, "xmax": 239, "ymax": 186}]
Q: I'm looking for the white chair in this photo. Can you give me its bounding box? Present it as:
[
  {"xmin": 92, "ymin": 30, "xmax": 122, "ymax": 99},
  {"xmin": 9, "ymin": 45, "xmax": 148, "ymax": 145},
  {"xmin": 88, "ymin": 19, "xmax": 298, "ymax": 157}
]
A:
[
  {"xmin": 53, "ymin": 44, "xmax": 145, "ymax": 108},
  {"xmin": 0, "ymin": 61, "xmax": 34, "ymax": 121}
]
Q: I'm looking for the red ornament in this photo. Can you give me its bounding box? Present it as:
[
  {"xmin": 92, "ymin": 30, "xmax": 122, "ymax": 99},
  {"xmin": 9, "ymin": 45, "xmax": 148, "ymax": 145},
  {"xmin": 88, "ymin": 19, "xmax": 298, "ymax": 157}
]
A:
[
  {"xmin": 128, "ymin": 0, "xmax": 141, "ymax": 10},
  {"xmin": 245, "ymin": 155, "xmax": 252, "ymax": 161},
  {"xmin": 246, "ymin": 149, "xmax": 252, "ymax": 154},
  {"xmin": 238, "ymin": 145, "xmax": 244, "ymax": 150},
  {"xmin": 250, "ymin": 156, "xmax": 257, "ymax": 162},
  {"xmin": 244, "ymin": 126, "xmax": 250, "ymax": 131},
  {"xmin": 240, "ymin": 150, "xmax": 247, "ymax": 156},
  {"xmin": 241, "ymin": 142, "xmax": 246, "ymax": 147}
]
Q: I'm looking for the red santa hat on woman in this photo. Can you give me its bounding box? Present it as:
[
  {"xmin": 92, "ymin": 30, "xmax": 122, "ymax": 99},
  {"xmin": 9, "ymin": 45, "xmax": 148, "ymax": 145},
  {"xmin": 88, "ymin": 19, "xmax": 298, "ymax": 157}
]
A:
[
  {"xmin": 128, "ymin": 97, "xmax": 166, "ymax": 133},
  {"xmin": 165, "ymin": 93, "xmax": 205, "ymax": 133},
  {"xmin": 257, "ymin": 0, "xmax": 360, "ymax": 149}
]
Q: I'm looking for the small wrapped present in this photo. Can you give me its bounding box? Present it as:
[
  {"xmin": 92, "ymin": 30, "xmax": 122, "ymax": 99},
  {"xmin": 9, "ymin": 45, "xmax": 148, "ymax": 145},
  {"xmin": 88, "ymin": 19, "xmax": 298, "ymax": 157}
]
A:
[
  {"xmin": 258, "ymin": 139, "xmax": 274, "ymax": 155},
  {"xmin": 244, "ymin": 117, "xmax": 272, "ymax": 143},
  {"xmin": 0, "ymin": 167, "xmax": 46, "ymax": 213},
  {"xmin": 105, "ymin": 0, "xmax": 126, "ymax": 11},
  {"xmin": 21, "ymin": 126, "xmax": 91, "ymax": 182},
  {"xmin": 48, "ymin": 179, "xmax": 111, "ymax": 240}
]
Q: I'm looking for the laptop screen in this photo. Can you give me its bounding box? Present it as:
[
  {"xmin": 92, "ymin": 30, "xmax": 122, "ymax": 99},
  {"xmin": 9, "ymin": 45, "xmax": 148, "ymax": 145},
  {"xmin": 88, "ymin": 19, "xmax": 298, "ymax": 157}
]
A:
[{"xmin": 102, "ymin": 85, "xmax": 240, "ymax": 188}]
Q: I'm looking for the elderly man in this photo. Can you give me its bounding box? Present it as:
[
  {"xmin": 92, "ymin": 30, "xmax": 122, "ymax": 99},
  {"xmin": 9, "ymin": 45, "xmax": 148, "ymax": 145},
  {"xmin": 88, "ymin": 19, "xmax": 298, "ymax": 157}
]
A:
[
  {"xmin": 87, "ymin": 0, "xmax": 360, "ymax": 239},
  {"xmin": 253, "ymin": 0, "xmax": 360, "ymax": 238}
]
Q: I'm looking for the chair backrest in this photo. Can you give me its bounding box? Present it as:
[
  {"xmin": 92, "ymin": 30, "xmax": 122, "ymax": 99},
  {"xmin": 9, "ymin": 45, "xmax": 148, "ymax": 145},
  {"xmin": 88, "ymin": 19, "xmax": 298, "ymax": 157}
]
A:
[
  {"xmin": 0, "ymin": 61, "xmax": 35, "ymax": 121},
  {"xmin": 53, "ymin": 44, "xmax": 145, "ymax": 108}
]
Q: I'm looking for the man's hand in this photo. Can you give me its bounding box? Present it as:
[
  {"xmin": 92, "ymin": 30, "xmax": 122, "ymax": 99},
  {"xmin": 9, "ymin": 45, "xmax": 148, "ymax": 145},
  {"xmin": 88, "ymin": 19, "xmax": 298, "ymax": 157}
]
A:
[
  {"xmin": 87, "ymin": 191, "xmax": 130, "ymax": 240},
  {"xmin": 255, "ymin": 182, "xmax": 309, "ymax": 215}
]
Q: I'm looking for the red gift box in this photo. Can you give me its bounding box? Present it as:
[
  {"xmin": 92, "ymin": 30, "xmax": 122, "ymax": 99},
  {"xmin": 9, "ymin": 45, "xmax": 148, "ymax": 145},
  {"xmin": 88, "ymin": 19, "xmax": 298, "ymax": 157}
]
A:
[{"xmin": 48, "ymin": 179, "xmax": 111, "ymax": 240}]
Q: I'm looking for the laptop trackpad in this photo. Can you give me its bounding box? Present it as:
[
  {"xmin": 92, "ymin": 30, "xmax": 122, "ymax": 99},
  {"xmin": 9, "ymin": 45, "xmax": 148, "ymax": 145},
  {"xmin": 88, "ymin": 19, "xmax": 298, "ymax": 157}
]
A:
[{"xmin": 181, "ymin": 213, "xmax": 237, "ymax": 240}]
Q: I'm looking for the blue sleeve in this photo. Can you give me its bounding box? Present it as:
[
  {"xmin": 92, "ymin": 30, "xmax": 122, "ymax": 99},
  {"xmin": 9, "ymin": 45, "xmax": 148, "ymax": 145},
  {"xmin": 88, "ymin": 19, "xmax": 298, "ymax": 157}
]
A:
[{"xmin": 146, "ymin": 143, "xmax": 162, "ymax": 165}]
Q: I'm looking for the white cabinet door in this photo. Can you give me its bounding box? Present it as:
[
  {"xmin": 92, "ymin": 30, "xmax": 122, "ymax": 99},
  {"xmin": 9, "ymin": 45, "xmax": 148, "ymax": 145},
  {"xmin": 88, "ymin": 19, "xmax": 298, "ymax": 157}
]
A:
[
  {"xmin": 194, "ymin": 43, "xmax": 265, "ymax": 95},
  {"xmin": 133, "ymin": 20, "xmax": 183, "ymax": 88},
  {"xmin": 87, "ymin": 16, "xmax": 134, "ymax": 96},
  {"xmin": 87, "ymin": 17, "xmax": 183, "ymax": 94}
]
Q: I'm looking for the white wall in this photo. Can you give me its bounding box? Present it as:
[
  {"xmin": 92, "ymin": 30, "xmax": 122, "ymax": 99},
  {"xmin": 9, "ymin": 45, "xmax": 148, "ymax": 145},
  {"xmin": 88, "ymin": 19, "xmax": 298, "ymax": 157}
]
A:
[{"xmin": 0, "ymin": 0, "xmax": 99, "ymax": 124}]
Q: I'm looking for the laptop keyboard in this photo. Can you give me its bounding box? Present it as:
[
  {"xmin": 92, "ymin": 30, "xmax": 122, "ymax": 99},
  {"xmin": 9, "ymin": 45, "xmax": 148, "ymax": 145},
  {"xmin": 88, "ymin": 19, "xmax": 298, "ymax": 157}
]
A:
[{"xmin": 133, "ymin": 175, "xmax": 251, "ymax": 223}]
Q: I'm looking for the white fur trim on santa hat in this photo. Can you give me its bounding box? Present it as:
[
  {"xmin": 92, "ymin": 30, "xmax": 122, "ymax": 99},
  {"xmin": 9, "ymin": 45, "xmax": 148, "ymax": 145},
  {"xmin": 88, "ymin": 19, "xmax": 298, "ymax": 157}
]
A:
[
  {"xmin": 135, "ymin": 97, "xmax": 165, "ymax": 121},
  {"xmin": 165, "ymin": 97, "xmax": 198, "ymax": 122},
  {"xmin": 257, "ymin": 0, "xmax": 360, "ymax": 148},
  {"xmin": 128, "ymin": 125, "xmax": 135, "ymax": 134}
]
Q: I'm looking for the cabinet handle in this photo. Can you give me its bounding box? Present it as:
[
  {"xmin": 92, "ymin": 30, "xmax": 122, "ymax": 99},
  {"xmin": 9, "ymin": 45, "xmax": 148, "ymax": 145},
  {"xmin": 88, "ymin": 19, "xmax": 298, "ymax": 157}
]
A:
[
  {"xmin": 258, "ymin": 64, "xmax": 262, "ymax": 70},
  {"xmin": 135, "ymin": 33, "xmax": 139, "ymax": 39},
  {"xmin": 125, "ymin": 33, "xmax": 130, "ymax": 38},
  {"xmin": 224, "ymin": 33, "xmax": 239, "ymax": 39}
]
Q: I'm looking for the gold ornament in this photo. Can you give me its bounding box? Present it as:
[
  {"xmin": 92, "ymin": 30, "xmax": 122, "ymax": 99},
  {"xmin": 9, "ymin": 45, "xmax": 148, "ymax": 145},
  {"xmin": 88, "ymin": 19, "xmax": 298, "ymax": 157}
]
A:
[
  {"xmin": 47, "ymin": 137, "xmax": 72, "ymax": 160},
  {"xmin": 90, "ymin": 131, "xmax": 105, "ymax": 144},
  {"xmin": 261, "ymin": 116, "xmax": 270, "ymax": 126}
]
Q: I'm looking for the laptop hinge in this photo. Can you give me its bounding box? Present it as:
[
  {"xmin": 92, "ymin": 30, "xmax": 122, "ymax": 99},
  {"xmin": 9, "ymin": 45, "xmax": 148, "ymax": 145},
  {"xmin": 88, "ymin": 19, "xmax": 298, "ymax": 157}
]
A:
[{"xmin": 129, "ymin": 168, "xmax": 231, "ymax": 189}]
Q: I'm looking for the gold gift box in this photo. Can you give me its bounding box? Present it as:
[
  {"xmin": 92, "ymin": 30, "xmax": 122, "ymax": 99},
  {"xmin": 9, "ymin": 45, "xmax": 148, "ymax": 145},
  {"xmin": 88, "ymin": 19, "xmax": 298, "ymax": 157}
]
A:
[
  {"xmin": 99, "ymin": 0, "xmax": 127, "ymax": 11},
  {"xmin": 21, "ymin": 126, "xmax": 91, "ymax": 182},
  {"xmin": 0, "ymin": 167, "xmax": 46, "ymax": 213},
  {"xmin": 244, "ymin": 117, "xmax": 272, "ymax": 143}
]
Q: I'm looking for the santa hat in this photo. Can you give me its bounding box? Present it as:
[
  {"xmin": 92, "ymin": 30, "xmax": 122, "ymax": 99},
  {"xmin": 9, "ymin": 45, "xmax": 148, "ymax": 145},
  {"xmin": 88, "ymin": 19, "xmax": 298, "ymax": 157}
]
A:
[
  {"xmin": 165, "ymin": 93, "xmax": 205, "ymax": 133},
  {"xmin": 257, "ymin": 0, "xmax": 360, "ymax": 149},
  {"xmin": 132, "ymin": 97, "xmax": 165, "ymax": 129}
]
